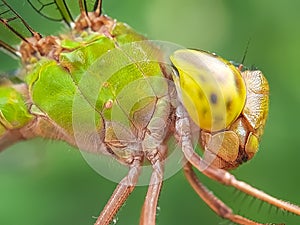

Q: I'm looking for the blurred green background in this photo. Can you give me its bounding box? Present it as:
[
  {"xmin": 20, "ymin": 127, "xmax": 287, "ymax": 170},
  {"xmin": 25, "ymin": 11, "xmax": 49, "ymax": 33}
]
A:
[{"xmin": 1, "ymin": 0, "xmax": 300, "ymax": 224}]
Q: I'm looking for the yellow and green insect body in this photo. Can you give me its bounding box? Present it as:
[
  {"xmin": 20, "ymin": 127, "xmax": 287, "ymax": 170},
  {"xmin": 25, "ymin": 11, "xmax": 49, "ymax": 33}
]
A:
[
  {"xmin": 170, "ymin": 49, "xmax": 269, "ymax": 169},
  {"xmin": 0, "ymin": 13, "xmax": 269, "ymax": 169},
  {"xmin": 2, "ymin": 1, "xmax": 291, "ymax": 225}
]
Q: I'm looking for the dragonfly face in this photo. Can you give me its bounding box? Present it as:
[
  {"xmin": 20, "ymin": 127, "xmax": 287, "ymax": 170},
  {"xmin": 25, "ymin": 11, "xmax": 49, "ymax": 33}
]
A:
[
  {"xmin": 0, "ymin": 1, "xmax": 299, "ymax": 225},
  {"xmin": 171, "ymin": 49, "xmax": 269, "ymax": 169}
]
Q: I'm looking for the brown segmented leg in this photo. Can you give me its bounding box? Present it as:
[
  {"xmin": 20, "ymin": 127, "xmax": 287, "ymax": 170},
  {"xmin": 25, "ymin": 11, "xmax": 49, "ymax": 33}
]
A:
[
  {"xmin": 140, "ymin": 146, "xmax": 165, "ymax": 225},
  {"xmin": 175, "ymin": 105, "xmax": 300, "ymax": 221},
  {"xmin": 183, "ymin": 162, "xmax": 265, "ymax": 225},
  {"xmin": 94, "ymin": 156, "xmax": 142, "ymax": 225}
]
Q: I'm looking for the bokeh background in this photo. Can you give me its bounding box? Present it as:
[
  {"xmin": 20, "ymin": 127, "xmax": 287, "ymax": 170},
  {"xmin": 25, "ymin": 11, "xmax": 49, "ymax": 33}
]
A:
[{"xmin": 1, "ymin": 0, "xmax": 300, "ymax": 224}]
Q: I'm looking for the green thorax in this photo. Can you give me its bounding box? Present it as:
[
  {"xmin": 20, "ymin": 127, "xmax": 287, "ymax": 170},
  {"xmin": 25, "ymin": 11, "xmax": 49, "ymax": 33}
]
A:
[{"xmin": 20, "ymin": 15, "xmax": 168, "ymax": 158}]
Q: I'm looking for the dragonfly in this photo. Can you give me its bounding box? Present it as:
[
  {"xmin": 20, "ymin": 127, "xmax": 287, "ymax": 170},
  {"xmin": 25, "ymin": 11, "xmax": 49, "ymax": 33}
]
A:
[{"xmin": 0, "ymin": 0, "xmax": 300, "ymax": 224}]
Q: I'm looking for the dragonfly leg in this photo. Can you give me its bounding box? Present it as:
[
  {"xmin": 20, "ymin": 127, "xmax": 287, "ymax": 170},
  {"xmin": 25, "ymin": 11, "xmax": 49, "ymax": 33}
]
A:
[
  {"xmin": 138, "ymin": 94, "xmax": 170, "ymax": 225},
  {"xmin": 94, "ymin": 155, "xmax": 142, "ymax": 225},
  {"xmin": 175, "ymin": 104, "xmax": 300, "ymax": 223},
  {"xmin": 183, "ymin": 162, "xmax": 263, "ymax": 225},
  {"xmin": 140, "ymin": 145, "xmax": 167, "ymax": 225}
]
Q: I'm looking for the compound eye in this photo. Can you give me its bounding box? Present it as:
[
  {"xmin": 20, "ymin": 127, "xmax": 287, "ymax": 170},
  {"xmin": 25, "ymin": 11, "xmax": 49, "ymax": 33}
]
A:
[{"xmin": 170, "ymin": 49, "xmax": 246, "ymax": 132}]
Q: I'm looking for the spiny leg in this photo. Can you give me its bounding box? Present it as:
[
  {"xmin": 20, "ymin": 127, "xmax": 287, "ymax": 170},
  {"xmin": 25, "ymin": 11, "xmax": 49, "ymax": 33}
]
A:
[
  {"xmin": 175, "ymin": 105, "xmax": 300, "ymax": 220},
  {"xmin": 94, "ymin": 155, "xmax": 142, "ymax": 225},
  {"xmin": 140, "ymin": 145, "xmax": 166, "ymax": 225},
  {"xmin": 139, "ymin": 159, "xmax": 163, "ymax": 225},
  {"xmin": 183, "ymin": 162, "xmax": 267, "ymax": 225}
]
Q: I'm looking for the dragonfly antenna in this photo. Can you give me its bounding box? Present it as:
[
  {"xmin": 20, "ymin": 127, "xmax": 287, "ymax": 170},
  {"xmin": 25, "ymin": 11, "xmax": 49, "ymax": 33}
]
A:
[
  {"xmin": 241, "ymin": 38, "xmax": 251, "ymax": 66},
  {"xmin": 237, "ymin": 38, "xmax": 251, "ymax": 71}
]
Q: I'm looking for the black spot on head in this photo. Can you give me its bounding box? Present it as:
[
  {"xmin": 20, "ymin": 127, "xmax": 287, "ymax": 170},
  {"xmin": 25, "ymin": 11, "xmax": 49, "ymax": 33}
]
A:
[
  {"xmin": 234, "ymin": 74, "xmax": 244, "ymax": 92},
  {"xmin": 226, "ymin": 99, "xmax": 232, "ymax": 110},
  {"xmin": 198, "ymin": 91, "xmax": 204, "ymax": 100},
  {"xmin": 210, "ymin": 93, "xmax": 218, "ymax": 104},
  {"xmin": 202, "ymin": 107, "xmax": 208, "ymax": 116}
]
